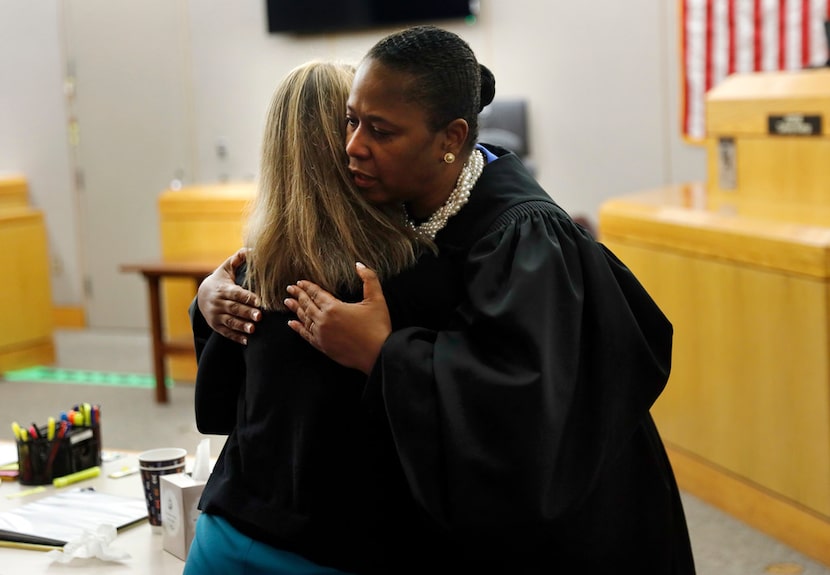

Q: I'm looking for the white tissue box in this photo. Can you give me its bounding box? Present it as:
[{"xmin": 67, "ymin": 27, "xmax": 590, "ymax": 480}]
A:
[{"xmin": 160, "ymin": 472, "xmax": 206, "ymax": 560}]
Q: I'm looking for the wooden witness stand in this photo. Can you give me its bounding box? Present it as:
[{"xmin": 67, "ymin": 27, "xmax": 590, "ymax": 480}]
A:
[{"xmin": 120, "ymin": 261, "xmax": 217, "ymax": 403}]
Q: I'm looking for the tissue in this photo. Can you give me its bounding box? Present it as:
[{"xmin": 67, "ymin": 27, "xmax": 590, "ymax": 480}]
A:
[
  {"xmin": 192, "ymin": 438, "xmax": 211, "ymax": 482},
  {"xmin": 48, "ymin": 524, "xmax": 130, "ymax": 563}
]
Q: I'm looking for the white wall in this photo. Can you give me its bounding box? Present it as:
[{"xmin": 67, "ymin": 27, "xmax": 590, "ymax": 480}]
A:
[
  {"xmin": 0, "ymin": 1, "xmax": 79, "ymax": 305},
  {"xmin": 0, "ymin": 0, "xmax": 706, "ymax": 327}
]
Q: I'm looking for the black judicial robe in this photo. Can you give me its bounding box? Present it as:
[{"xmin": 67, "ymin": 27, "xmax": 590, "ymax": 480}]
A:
[{"xmin": 192, "ymin": 146, "xmax": 696, "ymax": 574}]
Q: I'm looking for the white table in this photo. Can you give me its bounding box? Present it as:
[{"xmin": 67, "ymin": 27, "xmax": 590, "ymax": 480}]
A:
[{"xmin": 0, "ymin": 445, "xmax": 188, "ymax": 574}]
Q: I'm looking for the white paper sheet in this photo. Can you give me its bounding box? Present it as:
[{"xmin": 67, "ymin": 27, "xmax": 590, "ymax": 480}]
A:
[{"xmin": 0, "ymin": 488, "xmax": 147, "ymax": 546}]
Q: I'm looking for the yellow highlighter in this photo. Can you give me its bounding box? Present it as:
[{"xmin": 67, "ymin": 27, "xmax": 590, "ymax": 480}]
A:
[
  {"xmin": 11, "ymin": 422, "xmax": 22, "ymax": 441},
  {"xmin": 53, "ymin": 466, "xmax": 101, "ymax": 488}
]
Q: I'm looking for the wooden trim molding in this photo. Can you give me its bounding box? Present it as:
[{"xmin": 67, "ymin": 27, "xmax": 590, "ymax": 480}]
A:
[{"xmin": 667, "ymin": 444, "xmax": 830, "ymax": 567}]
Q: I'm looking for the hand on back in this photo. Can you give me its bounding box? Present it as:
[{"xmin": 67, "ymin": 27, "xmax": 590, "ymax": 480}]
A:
[{"xmin": 198, "ymin": 248, "xmax": 262, "ymax": 345}]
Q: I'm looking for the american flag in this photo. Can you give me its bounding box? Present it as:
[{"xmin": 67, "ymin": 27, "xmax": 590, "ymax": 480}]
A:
[{"xmin": 682, "ymin": 0, "xmax": 830, "ymax": 141}]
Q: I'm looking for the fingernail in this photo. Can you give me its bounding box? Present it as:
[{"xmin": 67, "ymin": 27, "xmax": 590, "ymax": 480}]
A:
[
  {"xmin": 252, "ymin": 310, "xmax": 261, "ymax": 321},
  {"xmin": 245, "ymin": 324, "xmax": 254, "ymax": 334},
  {"xmin": 356, "ymin": 261, "xmax": 365, "ymax": 269},
  {"xmin": 241, "ymin": 337, "xmax": 248, "ymax": 346}
]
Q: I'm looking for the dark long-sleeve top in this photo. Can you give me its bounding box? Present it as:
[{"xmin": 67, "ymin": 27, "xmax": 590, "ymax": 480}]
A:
[{"xmin": 191, "ymin": 146, "xmax": 695, "ymax": 574}]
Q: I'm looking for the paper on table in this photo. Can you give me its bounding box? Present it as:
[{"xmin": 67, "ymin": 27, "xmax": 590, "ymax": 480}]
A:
[
  {"xmin": 0, "ymin": 488, "xmax": 148, "ymax": 547},
  {"xmin": 0, "ymin": 442, "xmax": 18, "ymax": 466}
]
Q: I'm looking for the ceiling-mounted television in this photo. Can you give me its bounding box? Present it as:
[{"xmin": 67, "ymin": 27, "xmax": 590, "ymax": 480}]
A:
[{"xmin": 266, "ymin": 0, "xmax": 478, "ymax": 34}]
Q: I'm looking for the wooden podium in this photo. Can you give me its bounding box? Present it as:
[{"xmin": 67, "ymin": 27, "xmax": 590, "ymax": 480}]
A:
[
  {"xmin": 156, "ymin": 182, "xmax": 255, "ymax": 382},
  {"xmin": 0, "ymin": 175, "xmax": 55, "ymax": 373},
  {"xmin": 599, "ymin": 69, "xmax": 830, "ymax": 566}
]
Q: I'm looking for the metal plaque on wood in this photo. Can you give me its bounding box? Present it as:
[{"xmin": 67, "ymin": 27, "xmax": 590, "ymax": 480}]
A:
[{"xmin": 767, "ymin": 114, "xmax": 822, "ymax": 136}]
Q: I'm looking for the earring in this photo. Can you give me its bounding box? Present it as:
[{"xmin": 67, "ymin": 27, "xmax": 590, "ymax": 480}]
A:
[{"xmin": 443, "ymin": 152, "xmax": 456, "ymax": 164}]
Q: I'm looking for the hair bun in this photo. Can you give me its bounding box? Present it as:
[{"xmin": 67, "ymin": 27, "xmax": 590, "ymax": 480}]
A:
[{"xmin": 479, "ymin": 64, "xmax": 496, "ymax": 111}]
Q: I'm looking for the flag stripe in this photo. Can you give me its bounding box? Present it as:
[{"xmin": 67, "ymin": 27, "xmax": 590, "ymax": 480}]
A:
[
  {"xmin": 763, "ymin": 0, "xmax": 779, "ymax": 71},
  {"xmin": 685, "ymin": 0, "xmax": 709, "ymax": 140},
  {"xmin": 787, "ymin": 0, "xmax": 802, "ymax": 68},
  {"xmin": 682, "ymin": 0, "xmax": 691, "ymax": 137},
  {"xmin": 706, "ymin": 0, "xmax": 715, "ymax": 91},
  {"xmin": 736, "ymin": 0, "xmax": 755, "ymax": 73},
  {"xmin": 802, "ymin": 0, "xmax": 811, "ymax": 66},
  {"xmin": 729, "ymin": 0, "xmax": 737, "ymax": 72},
  {"xmin": 779, "ymin": 0, "xmax": 786, "ymax": 69},
  {"xmin": 713, "ymin": 0, "xmax": 731, "ymax": 85},
  {"xmin": 753, "ymin": 0, "xmax": 763, "ymax": 70}
]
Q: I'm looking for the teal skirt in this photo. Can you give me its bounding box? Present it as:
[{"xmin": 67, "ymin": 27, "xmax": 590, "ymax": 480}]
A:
[{"xmin": 183, "ymin": 513, "xmax": 354, "ymax": 575}]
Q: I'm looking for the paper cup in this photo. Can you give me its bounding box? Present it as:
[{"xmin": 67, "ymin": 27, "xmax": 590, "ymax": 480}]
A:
[
  {"xmin": 140, "ymin": 463, "xmax": 186, "ymax": 529},
  {"xmin": 138, "ymin": 448, "xmax": 187, "ymax": 529},
  {"xmin": 138, "ymin": 447, "xmax": 187, "ymax": 469}
]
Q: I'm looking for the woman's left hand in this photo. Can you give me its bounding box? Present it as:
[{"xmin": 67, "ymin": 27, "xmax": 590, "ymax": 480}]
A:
[{"xmin": 285, "ymin": 262, "xmax": 392, "ymax": 374}]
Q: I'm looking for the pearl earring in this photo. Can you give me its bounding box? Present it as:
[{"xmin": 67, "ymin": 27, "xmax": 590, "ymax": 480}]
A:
[{"xmin": 443, "ymin": 152, "xmax": 456, "ymax": 164}]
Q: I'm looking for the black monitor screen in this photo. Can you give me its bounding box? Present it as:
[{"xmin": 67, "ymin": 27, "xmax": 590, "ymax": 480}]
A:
[{"xmin": 266, "ymin": 0, "xmax": 477, "ymax": 34}]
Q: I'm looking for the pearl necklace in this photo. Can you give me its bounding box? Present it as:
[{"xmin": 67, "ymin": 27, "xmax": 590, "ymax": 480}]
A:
[{"xmin": 404, "ymin": 149, "xmax": 485, "ymax": 240}]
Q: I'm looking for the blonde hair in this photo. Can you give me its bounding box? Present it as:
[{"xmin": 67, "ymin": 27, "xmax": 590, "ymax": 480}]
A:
[{"xmin": 244, "ymin": 61, "xmax": 420, "ymax": 310}]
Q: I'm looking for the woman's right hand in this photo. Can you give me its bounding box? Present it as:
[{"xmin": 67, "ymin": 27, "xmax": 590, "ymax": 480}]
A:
[{"xmin": 197, "ymin": 248, "xmax": 261, "ymax": 345}]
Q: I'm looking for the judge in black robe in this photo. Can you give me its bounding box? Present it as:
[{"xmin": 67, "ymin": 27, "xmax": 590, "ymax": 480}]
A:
[{"xmin": 192, "ymin": 144, "xmax": 696, "ymax": 574}]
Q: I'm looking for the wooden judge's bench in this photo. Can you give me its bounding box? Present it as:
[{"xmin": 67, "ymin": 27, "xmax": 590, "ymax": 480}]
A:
[{"xmin": 599, "ymin": 69, "xmax": 830, "ymax": 565}]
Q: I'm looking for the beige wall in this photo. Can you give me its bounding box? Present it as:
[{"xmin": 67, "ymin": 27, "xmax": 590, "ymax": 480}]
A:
[{"xmin": 0, "ymin": 0, "xmax": 706, "ymax": 328}]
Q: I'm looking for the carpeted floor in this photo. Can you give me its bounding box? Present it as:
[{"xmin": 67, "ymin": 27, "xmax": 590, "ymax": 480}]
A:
[{"xmin": 2, "ymin": 328, "xmax": 829, "ymax": 575}]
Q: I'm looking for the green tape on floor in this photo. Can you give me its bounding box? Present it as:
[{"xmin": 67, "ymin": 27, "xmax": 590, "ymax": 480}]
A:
[{"xmin": 2, "ymin": 366, "xmax": 173, "ymax": 388}]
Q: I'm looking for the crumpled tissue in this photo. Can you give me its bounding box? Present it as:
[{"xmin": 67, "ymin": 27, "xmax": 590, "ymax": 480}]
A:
[{"xmin": 47, "ymin": 524, "xmax": 130, "ymax": 564}]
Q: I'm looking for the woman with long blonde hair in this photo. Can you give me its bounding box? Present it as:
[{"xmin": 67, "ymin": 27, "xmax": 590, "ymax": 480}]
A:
[{"xmin": 185, "ymin": 61, "xmax": 420, "ymax": 575}]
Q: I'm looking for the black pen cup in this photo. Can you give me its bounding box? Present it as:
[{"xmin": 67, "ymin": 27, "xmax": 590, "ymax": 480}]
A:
[{"xmin": 17, "ymin": 424, "xmax": 102, "ymax": 486}]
